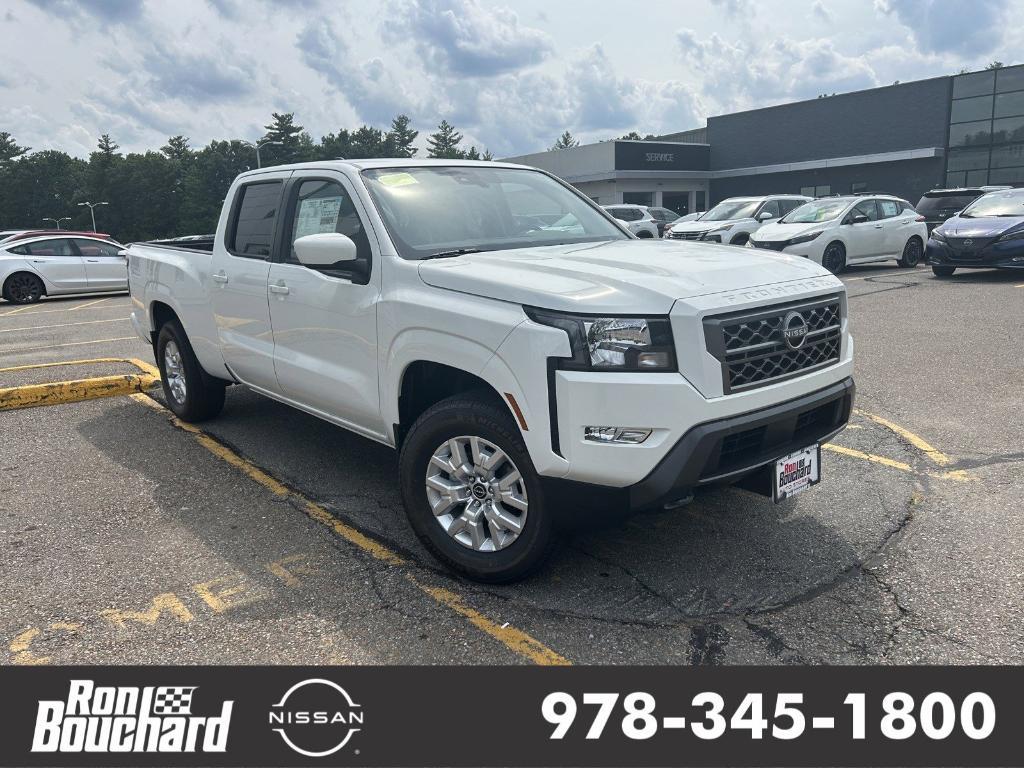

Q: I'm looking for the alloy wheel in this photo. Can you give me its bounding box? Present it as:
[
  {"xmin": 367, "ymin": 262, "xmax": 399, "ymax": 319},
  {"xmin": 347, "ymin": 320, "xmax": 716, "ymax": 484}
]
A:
[
  {"xmin": 425, "ymin": 435, "xmax": 529, "ymax": 552},
  {"xmin": 163, "ymin": 339, "xmax": 187, "ymax": 405},
  {"xmin": 8, "ymin": 274, "xmax": 42, "ymax": 303}
]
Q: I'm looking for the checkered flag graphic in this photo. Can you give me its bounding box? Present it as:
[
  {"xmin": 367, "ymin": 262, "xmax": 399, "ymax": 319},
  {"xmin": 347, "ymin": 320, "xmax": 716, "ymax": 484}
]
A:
[{"xmin": 152, "ymin": 686, "xmax": 197, "ymax": 715}]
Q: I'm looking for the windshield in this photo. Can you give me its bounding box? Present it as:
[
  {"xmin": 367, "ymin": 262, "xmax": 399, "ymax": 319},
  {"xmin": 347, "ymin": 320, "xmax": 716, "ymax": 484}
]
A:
[
  {"xmin": 701, "ymin": 199, "xmax": 760, "ymax": 222},
  {"xmin": 961, "ymin": 190, "xmax": 1024, "ymax": 218},
  {"xmin": 782, "ymin": 199, "xmax": 851, "ymax": 224},
  {"xmin": 915, "ymin": 192, "xmax": 981, "ymax": 216},
  {"xmin": 361, "ymin": 166, "xmax": 628, "ymax": 259}
]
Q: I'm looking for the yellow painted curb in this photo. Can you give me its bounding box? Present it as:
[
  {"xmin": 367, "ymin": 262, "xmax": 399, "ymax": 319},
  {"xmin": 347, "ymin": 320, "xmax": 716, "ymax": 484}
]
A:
[{"xmin": 0, "ymin": 373, "xmax": 159, "ymax": 410}]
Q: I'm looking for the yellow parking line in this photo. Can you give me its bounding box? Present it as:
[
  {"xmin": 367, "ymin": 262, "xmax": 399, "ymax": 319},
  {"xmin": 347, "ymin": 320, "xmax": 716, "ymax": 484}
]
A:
[
  {"xmin": 854, "ymin": 409, "xmax": 952, "ymax": 466},
  {"xmin": 0, "ymin": 356, "xmax": 158, "ymax": 377},
  {"xmin": 7, "ymin": 336, "xmax": 137, "ymax": 353},
  {"xmin": 824, "ymin": 443, "xmax": 974, "ymax": 482},
  {"xmin": 70, "ymin": 297, "xmax": 110, "ymax": 311},
  {"xmin": 0, "ymin": 304, "xmax": 35, "ymax": 317},
  {"xmin": 0, "ymin": 316, "xmax": 128, "ymax": 333},
  {"xmin": 0, "ymin": 302, "xmax": 127, "ymax": 318},
  {"xmin": 129, "ymin": 393, "xmax": 570, "ymax": 666},
  {"xmin": 0, "ymin": 373, "xmax": 159, "ymax": 410}
]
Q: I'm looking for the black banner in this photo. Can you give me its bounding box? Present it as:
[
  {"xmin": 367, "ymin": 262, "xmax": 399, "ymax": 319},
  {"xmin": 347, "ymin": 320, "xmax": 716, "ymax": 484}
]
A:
[{"xmin": 0, "ymin": 666, "xmax": 1019, "ymax": 767}]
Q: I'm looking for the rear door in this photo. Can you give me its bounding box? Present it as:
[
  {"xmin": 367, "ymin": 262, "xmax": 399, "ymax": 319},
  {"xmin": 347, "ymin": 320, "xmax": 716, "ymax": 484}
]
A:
[
  {"xmin": 877, "ymin": 199, "xmax": 910, "ymax": 257},
  {"xmin": 267, "ymin": 172, "xmax": 384, "ymax": 438},
  {"xmin": 72, "ymin": 238, "xmax": 127, "ymax": 290},
  {"xmin": 210, "ymin": 171, "xmax": 291, "ymax": 391},
  {"xmin": 9, "ymin": 238, "xmax": 88, "ymax": 291},
  {"xmin": 844, "ymin": 200, "xmax": 885, "ymax": 262}
]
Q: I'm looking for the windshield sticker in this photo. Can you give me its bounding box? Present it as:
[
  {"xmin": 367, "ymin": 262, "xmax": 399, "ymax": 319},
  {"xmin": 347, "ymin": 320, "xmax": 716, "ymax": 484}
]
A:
[{"xmin": 376, "ymin": 172, "xmax": 418, "ymax": 188}]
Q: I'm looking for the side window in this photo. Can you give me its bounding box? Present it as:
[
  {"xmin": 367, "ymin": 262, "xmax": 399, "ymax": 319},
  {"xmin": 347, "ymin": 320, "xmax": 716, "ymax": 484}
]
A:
[
  {"xmin": 72, "ymin": 239, "xmax": 121, "ymax": 257},
  {"xmin": 878, "ymin": 200, "xmax": 900, "ymax": 219},
  {"xmin": 23, "ymin": 238, "xmax": 77, "ymax": 257},
  {"xmin": 780, "ymin": 199, "xmax": 803, "ymax": 216},
  {"xmin": 287, "ymin": 179, "xmax": 371, "ymax": 279},
  {"xmin": 758, "ymin": 200, "xmax": 781, "ymax": 218},
  {"xmin": 851, "ymin": 200, "xmax": 880, "ymax": 222},
  {"xmin": 622, "ymin": 209, "xmax": 642, "ymax": 221},
  {"xmin": 229, "ymin": 181, "xmax": 282, "ymax": 259}
]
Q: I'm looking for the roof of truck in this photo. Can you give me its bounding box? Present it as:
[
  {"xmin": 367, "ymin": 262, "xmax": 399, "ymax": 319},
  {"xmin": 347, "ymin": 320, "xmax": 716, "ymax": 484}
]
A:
[{"xmin": 236, "ymin": 158, "xmax": 529, "ymax": 180}]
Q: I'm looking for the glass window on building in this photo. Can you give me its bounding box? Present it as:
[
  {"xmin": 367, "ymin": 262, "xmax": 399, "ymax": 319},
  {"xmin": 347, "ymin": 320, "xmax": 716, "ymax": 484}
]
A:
[
  {"xmin": 949, "ymin": 120, "xmax": 993, "ymax": 147},
  {"xmin": 947, "ymin": 147, "xmax": 990, "ymax": 171},
  {"xmin": 661, "ymin": 192, "xmax": 689, "ymax": 217},
  {"xmin": 851, "ymin": 182, "xmax": 868, "ymax": 194},
  {"xmin": 622, "ymin": 192, "xmax": 654, "ymax": 206},
  {"xmin": 800, "ymin": 186, "xmax": 814, "ymax": 197},
  {"xmin": 695, "ymin": 191, "xmax": 706, "ymax": 212},
  {"xmin": 945, "ymin": 171, "xmax": 967, "ymax": 188},
  {"xmin": 994, "ymin": 91, "xmax": 1024, "ymax": 119},
  {"xmin": 815, "ymin": 185, "xmax": 831, "ymax": 197},
  {"xmin": 990, "ymin": 143, "xmax": 1024, "ymax": 168},
  {"xmin": 990, "ymin": 166, "xmax": 1024, "ymax": 184},
  {"xmin": 952, "ymin": 70, "xmax": 995, "ymax": 99},
  {"xmin": 965, "ymin": 169, "xmax": 990, "ymax": 185},
  {"xmin": 950, "ymin": 94, "xmax": 993, "ymax": 123},
  {"xmin": 995, "ymin": 65, "xmax": 1024, "ymax": 94},
  {"xmin": 992, "ymin": 115, "xmax": 1024, "ymax": 143}
]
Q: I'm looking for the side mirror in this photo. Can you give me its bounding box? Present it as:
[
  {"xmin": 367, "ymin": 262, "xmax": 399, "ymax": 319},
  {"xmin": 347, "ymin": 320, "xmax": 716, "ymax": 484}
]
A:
[
  {"xmin": 850, "ymin": 214, "xmax": 869, "ymax": 225},
  {"xmin": 756, "ymin": 211, "xmax": 775, "ymax": 222},
  {"xmin": 293, "ymin": 233, "xmax": 357, "ymax": 266}
]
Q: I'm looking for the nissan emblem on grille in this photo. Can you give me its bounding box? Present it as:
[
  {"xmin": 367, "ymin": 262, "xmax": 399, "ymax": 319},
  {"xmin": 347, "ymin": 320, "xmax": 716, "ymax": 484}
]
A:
[{"xmin": 783, "ymin": 311, "xmax": 809, "ymax": 350}]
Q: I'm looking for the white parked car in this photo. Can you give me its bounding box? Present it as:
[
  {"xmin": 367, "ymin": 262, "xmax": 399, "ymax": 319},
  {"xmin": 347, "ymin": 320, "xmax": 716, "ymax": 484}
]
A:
[
  {"xmin": 127, "ymin": 159, "xmax": 854, "ymax": 582},
  {"xmin": 602, "ymin": 204, "xmax": 659, "ymax": 238},
  {"xmin": 667, "ymin": 195, "xmax": 812, "ymax": 245},
  {"xmin": 1, "ymin": 233, "xmax": 128, "ymax": 304},
  {"xmin": 747, "ymin": 195, "xmax": 927, "ymax": 273}
]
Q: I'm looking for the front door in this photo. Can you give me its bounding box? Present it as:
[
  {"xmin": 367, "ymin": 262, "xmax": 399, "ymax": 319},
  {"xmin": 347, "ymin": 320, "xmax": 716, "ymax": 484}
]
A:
[
  {"xmin": 72, "ymin": 238, "xmax": 127, "ymax": 290},
  {"xmin": 268, "ymin": 174, "xmax": 383, "ymax": 438},
  {"xmin": 844, "ymin": 199, "xmax": 885, "ymax": 263},
  {"xmin": 210, "ymin": 172, "xmax": 290, "ymax": 391},
  {"xmin": 10, "ymin": 238, "xmax": 87, "ymax": 291}
]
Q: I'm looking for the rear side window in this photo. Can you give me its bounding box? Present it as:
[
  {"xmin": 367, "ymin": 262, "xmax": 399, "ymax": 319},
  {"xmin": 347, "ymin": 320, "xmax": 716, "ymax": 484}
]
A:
[
  {"xmin": 229, "ymin": 181, "xmax": 282, "ymax": 258},
  {"xmin": 878, "ymin": 200, "xmax": 900, "ymax": 219},
  {"xmin": 10, "ymin": 238, "xmax": 77, "ymax": 256}
]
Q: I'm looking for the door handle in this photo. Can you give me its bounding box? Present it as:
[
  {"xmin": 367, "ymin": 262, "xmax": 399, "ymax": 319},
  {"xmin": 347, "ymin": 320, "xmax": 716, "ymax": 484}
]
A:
[
  {"xmin": 874, "ymin": 224, "xmax": 883, "ymax": 228},
  {"xmin": 211, "ymin": 272, "xmax": 229, "ymax": 284},
  {"xmin": 86, "ymin": 259, "xmax": 100, "ymax": 263},
  {"xmin": 269, "ymin": 282, "xmax": 290, "ymax": 295}
]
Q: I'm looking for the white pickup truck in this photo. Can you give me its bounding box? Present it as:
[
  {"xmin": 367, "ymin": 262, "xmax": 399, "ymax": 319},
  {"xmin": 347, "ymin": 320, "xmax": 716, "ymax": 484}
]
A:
[{"xmin": 127, "ymin": 159, "xmax": 854, "ymax": 582}]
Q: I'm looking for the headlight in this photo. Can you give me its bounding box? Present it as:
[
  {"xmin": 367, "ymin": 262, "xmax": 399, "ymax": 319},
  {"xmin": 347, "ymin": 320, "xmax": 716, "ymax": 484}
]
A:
[
  {"xmin": 929, "ymin": 229, "xmax": 947, "ymax": 242},
  {"xmin": 525, "ymin": 308, "xmax": 677, "ymax": 372},
  {"xmin": 707, "ymin": 224, "xmax": 733, "ymax": 234},
  {"xmin": 788, "ymin": 230, "xmax": 823, "ymax": 245},
  {"xmin": 997, "ymin": 229, "xmax": 1024, "ymax": 242}
]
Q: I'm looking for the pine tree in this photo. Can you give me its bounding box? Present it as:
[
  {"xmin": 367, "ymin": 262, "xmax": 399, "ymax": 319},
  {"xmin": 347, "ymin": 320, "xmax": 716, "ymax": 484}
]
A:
[
  {"xmin": 262, "ymin": 113, "xmax": 305, "ymax": 164},
  {"xmin": 465, "ymin": 145, "xmax": 481, "ymax": 160},
  {"xmin": 426, "ymin": 120, "xmax": 465, "ymax": 159},
  {"xmin": 551, "ymin": 131, "xmax": 579, "ymax": 150},
  {"xmin": 482, "ymin": 149, "xmax": 494, "ymax": 161},
  {"xmin": 387, "ymin": 114, "xmax": 419, "ymax": 157},
  {"xmin": 0, "ymin": 131, "xmax": 29, "ymax": 162},
  {"xmin": 619, "ymin": 131, "xmax": 643, "ymax": 141},
  {"xmin": 160, "ymin": 135, "xmax": 192, "ymax": 162},
  {"xmin": 96, "ymin": 134, "xmax": 120, "ymax": 160}
]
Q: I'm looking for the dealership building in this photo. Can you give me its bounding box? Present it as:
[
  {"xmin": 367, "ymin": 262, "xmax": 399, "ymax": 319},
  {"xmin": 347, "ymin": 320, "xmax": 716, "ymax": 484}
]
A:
[{"xmin": 504, "ymin": 63, "xmax": 1024, "ymax": 217}]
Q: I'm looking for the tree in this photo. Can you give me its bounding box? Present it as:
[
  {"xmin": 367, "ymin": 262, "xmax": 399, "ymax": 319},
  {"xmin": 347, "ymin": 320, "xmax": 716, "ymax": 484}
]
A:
[
  {"xmin": 464, "ymin": 145, "xmax": 481, "ymax": 160},
  {"xmin": 619, "ymin": 131, "xmax": 643, "ymax": 140},
  {"xmin": 386, "ymin": 114, "xmax": 418, "ymax": 157},
  {"xmin": 96, "ymin": 133, "xmax": 120, "ymax": 159},
  {"xmin": 426, "ymin": 120, "xmax": 464, "ymax": 158},
  {"xmin": 986, "ymin": 61, "xmax": 1005, "ymax": 70},
  {"xmin": 319, "ymin": 128, "xmax": 353, "ymax": 160},
  {"xmin": 160, "ymin": 135, "xmax": 192, "ymax": 162},
  {"xmin": 261, "ymin": 112, "xmax": 308, "ymax": 164},
  {"xmin": 482, "ymin": 149, "xmax": 494, "ymax": 161},
  {"xmin": 551, "ymin": 131, "xmax": 579, "ymax": 150},
  {"xmin": 0, "ymin": 131, "xmax": 29, "ymax": 162},
  {"xmin": 349, "ymin": 125, "xmax": 386, "ymax": 158}
]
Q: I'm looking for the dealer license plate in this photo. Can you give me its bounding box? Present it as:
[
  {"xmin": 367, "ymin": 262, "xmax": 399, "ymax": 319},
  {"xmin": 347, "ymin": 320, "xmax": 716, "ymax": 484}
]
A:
[{"xmin": 773, "ymin": 444, "xmax": 821, "ymax": 502}]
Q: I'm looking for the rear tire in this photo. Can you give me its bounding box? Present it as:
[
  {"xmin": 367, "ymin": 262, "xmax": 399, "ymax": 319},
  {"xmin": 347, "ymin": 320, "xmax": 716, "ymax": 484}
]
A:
[
  {"xmin": 399, "ymin": 392, "xmax": 557, "ymax": 582},
  {"xmin": 932, "ymin": 265, "xmax": 956, "ymax": 277},
  {"xmin": 637, "ymin": 231, "xmax": 654, "ymax": 239},
  {"xmin": 821, "ymin": 242, "xmax": 846, "ymax": 274},
  {"xmin": 155, "ymin": 319, "xmax": 225, "ymax": 422},
  {"xmin": 898, "ymin": 237, "xmax": 923, "ymax": 267},
  {"xmin": 2, "ymin": 272, "xmax": 44, "ymax": 304}
]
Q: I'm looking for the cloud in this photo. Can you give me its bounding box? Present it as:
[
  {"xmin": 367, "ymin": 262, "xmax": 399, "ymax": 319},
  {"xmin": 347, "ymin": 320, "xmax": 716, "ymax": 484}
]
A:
[
  {"xmin": 388, "ymin": 0, "xmax": 552, "ymax": 77},
  {"xmin": 811, "ymin": 1, "xmax": 833, "ymax": 22},
  {"xmin": 139, "ymin": 41, "xmax": 253, "ymax": 103},
  {"xmin": 25, "ymin": 0, "xmax": 143, "ymax": 23},
  {"xmin": 710, "ymin": 0, "xmax": 753, "ymax": 16},
  {"xmin": 874, "ymin": 0, "xmax": 1009, "ymax": 54}
]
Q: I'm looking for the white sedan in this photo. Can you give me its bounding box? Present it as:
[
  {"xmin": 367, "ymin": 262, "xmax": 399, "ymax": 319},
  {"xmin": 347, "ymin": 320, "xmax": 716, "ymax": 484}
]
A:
[
  {"xmin": 747, "ymin": 195, "xmax": 927, "ymax": 273},
  {"xmin": 1, "ymin": 233, "xmax": 128, "ymax": 304}
]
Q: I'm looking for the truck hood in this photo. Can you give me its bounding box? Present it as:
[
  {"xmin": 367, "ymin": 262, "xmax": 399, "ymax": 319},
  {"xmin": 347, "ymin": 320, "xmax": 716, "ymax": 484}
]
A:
[{"xmin": 417, "ymin": 240, "xmax": 836, "ymax": 314}]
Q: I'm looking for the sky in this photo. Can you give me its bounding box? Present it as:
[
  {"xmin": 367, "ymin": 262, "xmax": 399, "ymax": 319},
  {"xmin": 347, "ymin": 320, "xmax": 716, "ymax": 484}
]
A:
[{"xmin": 2, "ymin": 0, "xmax": 1022, "ymax": 159}]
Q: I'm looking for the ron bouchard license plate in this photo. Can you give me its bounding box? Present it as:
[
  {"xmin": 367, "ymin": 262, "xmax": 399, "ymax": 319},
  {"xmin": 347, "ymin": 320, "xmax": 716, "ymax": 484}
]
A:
[{"xmin": 774, "ymin": 444, "xmax": 821, "ymax": 502}]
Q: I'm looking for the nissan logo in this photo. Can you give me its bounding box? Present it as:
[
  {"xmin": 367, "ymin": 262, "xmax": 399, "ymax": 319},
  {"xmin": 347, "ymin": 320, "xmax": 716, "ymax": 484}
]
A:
[
  {"xmin": 963, "ymin": 239, "xmax": 973, "ymax": 246},
  {"xmin": 782, "ymin": 311, "xmax": 809, "ymax": 350}
]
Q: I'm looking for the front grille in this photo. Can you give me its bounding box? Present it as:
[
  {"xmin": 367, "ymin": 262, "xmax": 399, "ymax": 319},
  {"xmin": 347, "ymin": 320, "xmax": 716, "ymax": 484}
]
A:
[
  {"xmin": 751, "ymin": 240, "xmax": 788, "ymax": 252},
  {"xmin": 703, "ymin": 296, "xmax": 843, "ymax": 394},
  {"xmin": 669, "ymin": 231, "xmax": 704, "ymax": 240}
]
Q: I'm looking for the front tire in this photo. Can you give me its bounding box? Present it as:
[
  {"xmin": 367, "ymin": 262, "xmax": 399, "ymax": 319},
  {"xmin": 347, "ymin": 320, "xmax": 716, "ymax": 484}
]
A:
[
  {"xmin": 2, "ymin": 272, "xmax": 44, "ymax": 304},
  {"xmin": 898, "ymin": 237, "xmax": 923, "ymax": 267},
  {"xmin": 155, "ymin": 319, "xmax": 225, "ymax": 422},
  {"xmin": 822, "ymin": 242, "xmax": 847, "ymax": 274},
  {"xmin": 932, "ymin": 265, "xmax": 956, "ymax": 277},
  {"xmin": 399, "ymin": 393, "xmax": 556, "ymax": 582}
]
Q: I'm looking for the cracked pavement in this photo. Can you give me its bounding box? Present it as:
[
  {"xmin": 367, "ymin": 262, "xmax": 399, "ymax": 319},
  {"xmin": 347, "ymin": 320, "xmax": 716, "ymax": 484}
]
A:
[{"xmin": 1, "ymin": 265, "xmax": 1022, "ymax": 665}]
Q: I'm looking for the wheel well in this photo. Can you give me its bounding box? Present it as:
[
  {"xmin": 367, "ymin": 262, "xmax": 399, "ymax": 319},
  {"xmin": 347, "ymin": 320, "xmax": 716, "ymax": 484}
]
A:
[
  {"xmin": 636, "ymin": 231, "xmax": 654, "ymax": 239},
  {"xmin": 907, "ymin": 235, "xmax": 923, "ymax": 247},
  {"xmin": 396, "ymin": 361, "xmax": 509, "ymax": 447},
  {"xmin": 150, "ymin": 301, "xmax": 179, "ymax": 346},
  {"xmin": 2, "ymin": 271, "xmax": 47, "ymax": 296},
  {"xmin": 730, "ymin": 232, "xmax": 750, "ymax": 246},
  {"xmin": 825, "ymin": 240, "xmax": 846, "ymax": 254}
]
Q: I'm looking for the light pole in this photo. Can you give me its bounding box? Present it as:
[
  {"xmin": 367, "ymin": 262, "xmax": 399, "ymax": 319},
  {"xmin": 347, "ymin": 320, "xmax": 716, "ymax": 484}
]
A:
[
  {"xmin": 250, "ymin": 139, "xmax": 282, "ymax": 168},
  {"xmin": 42, "ymin": 217, "xmax": 72, "ymax": 230},
  {"xmin": 78, "ymin": 201, "xmax": 109, "ymax": 231}
]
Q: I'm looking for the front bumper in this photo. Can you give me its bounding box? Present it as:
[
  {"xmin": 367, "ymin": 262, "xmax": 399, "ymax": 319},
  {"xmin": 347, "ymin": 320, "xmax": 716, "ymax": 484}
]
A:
[
  {"xmin": 543, "ymin": 377, "xmax": 855, "ymax": 513},
  {"xmin": 926, "ymin": 238, "xmax": 1024, "ymax": 269}
]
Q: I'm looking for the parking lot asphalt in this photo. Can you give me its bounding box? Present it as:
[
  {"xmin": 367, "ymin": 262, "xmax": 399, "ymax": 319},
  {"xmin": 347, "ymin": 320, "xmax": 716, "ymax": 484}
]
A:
[{"xmin": 1, "ymin": 266, "xmax": 1022, "ymax": 666}]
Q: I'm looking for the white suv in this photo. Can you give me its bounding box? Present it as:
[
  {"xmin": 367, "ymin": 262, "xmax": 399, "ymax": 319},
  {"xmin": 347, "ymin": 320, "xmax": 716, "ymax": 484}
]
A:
[
  {"xmin": 748, "ymin": 195, "xmax": 928, "ymax": 273},
  {"xmin": 666, "ymin": 195, "xmax": 811, "ymax": 245},
  {"xmin": 602, "ymin": 205, "xmax": 659, "ymax": 238}
]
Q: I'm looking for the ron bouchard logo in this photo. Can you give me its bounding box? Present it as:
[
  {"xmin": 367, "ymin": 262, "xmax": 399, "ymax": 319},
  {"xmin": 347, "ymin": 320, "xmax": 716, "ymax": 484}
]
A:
[
  {"xmin": 32, "ymin": 680, "xmax": 233, "ymax": 753},
  {"xmin": 269, "ymin": 679, "xmax": 363, "ymax": 757}
]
